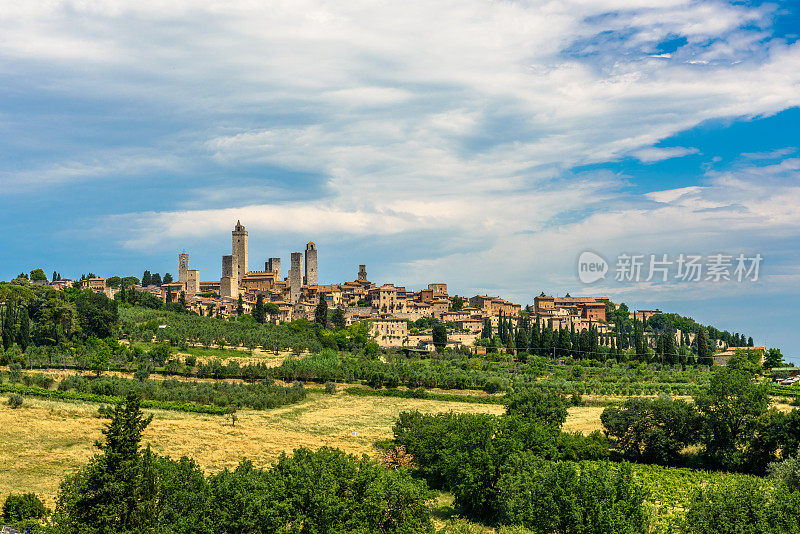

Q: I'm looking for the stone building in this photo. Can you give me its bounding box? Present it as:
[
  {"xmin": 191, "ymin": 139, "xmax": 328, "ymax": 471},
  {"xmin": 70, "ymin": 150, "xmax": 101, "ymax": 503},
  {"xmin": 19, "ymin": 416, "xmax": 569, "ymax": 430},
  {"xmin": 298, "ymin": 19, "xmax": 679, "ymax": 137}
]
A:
[
  {"xmin": 289, "ymin": 252, "xmax": 302, "ymax": 303},
  {"xmin": 186, "ymin": 269, "xmax": 200, "ymax": 295},
  {"xmin": 369, "ymin": 317, "xmax": 409, "ymax": 347},
  {"xmin": 305, "ymin": 242, "xmax": 318, "ymax": 286},
  {"xmin": 266, "ymin": 257, "xmax": 281, "ymax": 278},
  {"xmin": 178, "ymin": 253, "xmax": 189, "ymax": 284},
  {"xmin": 358, "ymin": 264, "xmax": 368, "ymax": 281},
  {"xmin": 221, "ymin": 254, "xmax": 237, "ymax": 298},
  {"xmin": 232, "ymin": 221, "xmax": 248, "ymax": 283}
]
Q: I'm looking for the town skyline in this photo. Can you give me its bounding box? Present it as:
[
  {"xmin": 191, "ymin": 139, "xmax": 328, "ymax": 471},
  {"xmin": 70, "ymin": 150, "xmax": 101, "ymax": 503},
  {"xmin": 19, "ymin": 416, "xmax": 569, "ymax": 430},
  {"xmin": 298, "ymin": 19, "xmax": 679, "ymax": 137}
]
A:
[{"xmin": 7, "ymin": 218, "xmax": 794, "ymax": 362}]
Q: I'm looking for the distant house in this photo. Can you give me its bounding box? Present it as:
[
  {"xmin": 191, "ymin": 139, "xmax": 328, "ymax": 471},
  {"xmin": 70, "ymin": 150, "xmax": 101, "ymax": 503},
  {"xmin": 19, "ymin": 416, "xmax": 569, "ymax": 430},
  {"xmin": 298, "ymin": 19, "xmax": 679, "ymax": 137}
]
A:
[{"xmin": 713, "ymin": 346, "xmax": 766, "ymax": 366}]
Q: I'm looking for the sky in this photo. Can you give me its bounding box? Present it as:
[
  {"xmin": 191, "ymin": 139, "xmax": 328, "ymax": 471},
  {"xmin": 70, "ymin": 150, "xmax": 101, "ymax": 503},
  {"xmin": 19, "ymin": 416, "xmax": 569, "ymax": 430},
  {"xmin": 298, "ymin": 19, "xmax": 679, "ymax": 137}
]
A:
[{"xmin": 1, "ymin": 0, "xmax": 799, "ymax": 360}]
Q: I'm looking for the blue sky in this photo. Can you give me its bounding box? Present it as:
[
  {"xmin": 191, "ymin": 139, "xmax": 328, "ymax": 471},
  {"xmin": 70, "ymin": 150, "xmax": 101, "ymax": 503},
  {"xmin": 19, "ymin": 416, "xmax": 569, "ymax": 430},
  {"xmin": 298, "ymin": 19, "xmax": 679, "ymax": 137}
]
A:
[{"xmin": 1, "ymin": 1, "xmax": 799, "ymax": 360}]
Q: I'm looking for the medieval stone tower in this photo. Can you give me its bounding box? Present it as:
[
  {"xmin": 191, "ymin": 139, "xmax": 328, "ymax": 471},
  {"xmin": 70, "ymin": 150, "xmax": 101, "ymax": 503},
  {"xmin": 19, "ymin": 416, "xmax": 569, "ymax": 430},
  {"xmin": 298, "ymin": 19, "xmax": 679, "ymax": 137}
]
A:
[
  {"xmin": 305, "ymin": 242, "xmax": 318, "ymax": 286},
  {"xmin": 289, "ymin": 252, "xmax": 302, "ymax": 303},
  {"xmin": 178, "ymin": 253, "xmax": 189, "ymax": 284},
  {"xmin": 266, "ymin": 257, "xmax": 281, "ymax": 278},
  {"xmin": 358, "ymin": 264, "xmax": 368, "ymax": 281},
  {"xmin": 232, "ymin": 220, "xmax": 248, "ymax": 283},
  {"xmin": 221, "ymin": 254, "xmax": 237, "ymax": 298}
]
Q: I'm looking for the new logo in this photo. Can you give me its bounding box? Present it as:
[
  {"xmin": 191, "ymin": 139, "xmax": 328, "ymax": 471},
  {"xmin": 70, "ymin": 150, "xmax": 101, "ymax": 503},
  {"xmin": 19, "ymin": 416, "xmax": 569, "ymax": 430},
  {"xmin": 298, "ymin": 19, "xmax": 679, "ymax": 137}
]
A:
[{"xmin": 577, "ymin": 251, "xmax": 608, "ymax": 284}]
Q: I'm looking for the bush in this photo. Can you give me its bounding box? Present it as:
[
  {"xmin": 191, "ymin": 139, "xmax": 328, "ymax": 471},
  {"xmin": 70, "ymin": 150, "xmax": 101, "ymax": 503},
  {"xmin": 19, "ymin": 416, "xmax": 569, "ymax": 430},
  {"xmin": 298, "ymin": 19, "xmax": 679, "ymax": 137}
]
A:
[
  {"xmin": 7, "ymin": 394, "xmax": 23, "ymax": 409},
  {"xmin": 2, "ymin": 493, "xmax": 48, "ymax": 523},
  {"xmin": 601, "ymin": 396, "xmax": 700, "ymax": 465},
  {"xmin": 497, "ymin": 459, "xmax": 648, "ymax": 534},
  {"xmin": 685, "ymin": 475, "xmax": 800, "ymax": 534},
  {"xmin": 769, "ymin": 455, "xmax": 800, "ymax": 492},
  {"xmin": 324, "ymin": 381, "xmax": 337, "ymax": 394},
  {"xmin": 9, "ymin": 363, "xmax": 22, "ymax": 384},
  {"xmin": 210, "ymin": 448, "xmax": 434, "ymax": 533},
  {"xmin": 31, "ymin": 373, "xmax": 54, "ymax": 389},
  {"xmin": 505, "ymin": 389, "xmax": 567, "ymax": 428},
  {"xmin": 484, "ymin": 378, "xmax": 504, "ymax": 394}
]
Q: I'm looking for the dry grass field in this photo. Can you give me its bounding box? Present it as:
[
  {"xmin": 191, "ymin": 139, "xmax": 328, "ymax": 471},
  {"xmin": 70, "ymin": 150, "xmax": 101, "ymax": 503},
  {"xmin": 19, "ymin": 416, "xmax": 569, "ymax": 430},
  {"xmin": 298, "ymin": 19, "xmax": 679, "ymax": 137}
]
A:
[
  {"xmin": 0, "ymin": 391, "xmax": 506, "ymax": 507},
  {"xmin": 562, "ymin": 405, "xmax": 605, "ymax": 434}
]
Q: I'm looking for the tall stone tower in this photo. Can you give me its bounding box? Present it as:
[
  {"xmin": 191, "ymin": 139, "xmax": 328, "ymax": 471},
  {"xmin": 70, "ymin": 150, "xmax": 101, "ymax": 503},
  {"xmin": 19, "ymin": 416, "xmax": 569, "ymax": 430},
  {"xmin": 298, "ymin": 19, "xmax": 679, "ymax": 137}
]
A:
[
  {"xmin": 289, "ymin": 252, "xmax": 302, "ymax": 304},
  {"xmin": 178, "ymin": 253, "xmax": 189, "ymax": 284},
  {"xmin": 222, "ymin": 255, "xmax": 233, "ymax": 278},
  {"xmin": 232, "ymin": 220, "xmax": 248, "ymax": 283},
  {"xmin": 305, "ymin": 242, "xmax": 318, "ymax": 286},
  {"xmin": 266, "ymin": 257, "xmax": 281, "ymax": 278},
  {"xmin": 186, "ymin": 269, "xmax": 200, "ymax": 295},
  {"xmin": 358, "ymin": 264, "xmax": 368, "ymax": 281},
  {"xmin": 221, "ymin": 255, "xmax": 237, "ymax": 298}
]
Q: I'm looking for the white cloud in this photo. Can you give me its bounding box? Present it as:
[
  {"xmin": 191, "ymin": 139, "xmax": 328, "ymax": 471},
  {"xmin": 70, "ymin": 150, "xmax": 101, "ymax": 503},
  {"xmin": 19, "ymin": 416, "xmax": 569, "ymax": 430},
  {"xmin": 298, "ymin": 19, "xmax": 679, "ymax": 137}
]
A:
[
  {"xmin": 2, "ymin": 0, "xmax": 800, "ymax": 308},
  {"xmin": 632, "ymin": 146, "xmax": 700, "ymax": 163}
]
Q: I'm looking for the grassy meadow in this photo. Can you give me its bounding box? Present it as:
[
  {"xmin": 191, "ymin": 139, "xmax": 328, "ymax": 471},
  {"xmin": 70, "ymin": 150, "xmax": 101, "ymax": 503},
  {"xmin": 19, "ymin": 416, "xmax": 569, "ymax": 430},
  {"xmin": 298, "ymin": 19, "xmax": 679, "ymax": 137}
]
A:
[{"xmin": 0, "ymin": 389, "xmax": 505, "ymax": 507}]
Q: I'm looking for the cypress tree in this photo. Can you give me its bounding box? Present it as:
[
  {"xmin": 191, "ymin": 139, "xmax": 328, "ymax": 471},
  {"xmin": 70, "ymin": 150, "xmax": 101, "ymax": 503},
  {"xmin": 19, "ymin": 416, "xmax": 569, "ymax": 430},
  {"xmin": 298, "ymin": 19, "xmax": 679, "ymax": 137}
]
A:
[
  {"xmin": 515, "ymin": 327, "xmax": 528, "ymax": 352},
  {"xmin": 664, "ymin": 332, "xmax": 678, "ymax": 365},
  {"xmin": 696, "ymin": 328, "xmax": 711, "ymax": 366},
  {"xmin": 482, "ymin": 318, "xmax": 492, "ymax": 339},
  {"xmin": 17, "ymin": 307, "xmax": 30, "ymax": 351},
  {"xmin": 314, "ymin": 295, "xmax": 328, "ymax": 327},
  {"xmin": 530, "ymin": 321, "xmax": 540, "ymax": 355},
  {"xmin": 141, "ymin": 270, "xmax": 152, "ymax": 287},
  {"xmin": 237, "ymin": 294, "xmax": 244, "ymax": 316},
  {"xmin": 2, "ymin": 304, "xmax": 14, "ymax": 350},
  {"xmin": 253, "ymin": 294, "xmax": 266, "ymax": 324}
]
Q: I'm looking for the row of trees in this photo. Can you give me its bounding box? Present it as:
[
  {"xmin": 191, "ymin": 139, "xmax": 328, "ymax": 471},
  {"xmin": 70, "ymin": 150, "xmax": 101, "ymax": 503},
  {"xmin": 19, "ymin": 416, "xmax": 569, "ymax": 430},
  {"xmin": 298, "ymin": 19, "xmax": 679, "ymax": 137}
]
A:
[
  {"xmin": 140, "ymin": 270, "xmax": 172, "ymax": 287},
  {"xmin": 601, "ymin": 354, "xmax": 800, "ymax": 473},
  {"xmin": 1, "ymin": 283, "xmax": 118, "ymax": 351}
]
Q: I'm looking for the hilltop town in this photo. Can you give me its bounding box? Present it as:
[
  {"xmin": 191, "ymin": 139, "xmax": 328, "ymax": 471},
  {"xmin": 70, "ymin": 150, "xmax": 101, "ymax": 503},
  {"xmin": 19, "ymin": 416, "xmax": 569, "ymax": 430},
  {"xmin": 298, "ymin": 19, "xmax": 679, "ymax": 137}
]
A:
[{"xmin": 34, "ymin": 220, "xmax": 758, "ymax": 362}]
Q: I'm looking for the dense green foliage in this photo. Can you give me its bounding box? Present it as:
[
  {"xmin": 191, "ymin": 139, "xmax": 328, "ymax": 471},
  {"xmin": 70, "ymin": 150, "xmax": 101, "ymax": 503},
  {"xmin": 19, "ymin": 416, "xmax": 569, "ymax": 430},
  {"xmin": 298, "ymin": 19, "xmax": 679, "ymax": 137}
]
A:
[
  {"xmin": 601, "ymin": 366, "xmax": 800, "ymax": 473},
  {"xmin": 685, "ymin": 475, "xmax": 800, "ymax": 533},
  {"xmin": 392, "ymin": 391, "xmax": 610, "ymax": 520},
  {"xmin": 53, "ymin": 394, "xmax": 434, "ymax": 534},
  {"xmin": 2, "ymin": 492, "xmax": 48, "ymax": 524},
  {"xmin": 497, "ymin": 459, "xmax": 648, "ymax": 534},
  {"xmin": 602, "ymin": 396, "xmax": 700, "ymax": 465}
]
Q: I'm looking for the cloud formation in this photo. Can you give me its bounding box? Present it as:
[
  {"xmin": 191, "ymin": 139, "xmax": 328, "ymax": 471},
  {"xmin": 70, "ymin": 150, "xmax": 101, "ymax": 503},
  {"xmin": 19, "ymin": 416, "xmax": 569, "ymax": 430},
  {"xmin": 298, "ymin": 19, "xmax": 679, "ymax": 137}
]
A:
[{"xmin": 1, "ymin": 0, "xmax": 799, "ymax": 308}]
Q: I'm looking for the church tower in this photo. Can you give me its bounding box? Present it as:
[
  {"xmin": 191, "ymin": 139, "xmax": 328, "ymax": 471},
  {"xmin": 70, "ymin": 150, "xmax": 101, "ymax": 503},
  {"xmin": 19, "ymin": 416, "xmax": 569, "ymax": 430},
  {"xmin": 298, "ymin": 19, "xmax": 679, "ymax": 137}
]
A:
[{"xmin": 178, "ymin": 253, "xmax": 189, "ymax": 285}]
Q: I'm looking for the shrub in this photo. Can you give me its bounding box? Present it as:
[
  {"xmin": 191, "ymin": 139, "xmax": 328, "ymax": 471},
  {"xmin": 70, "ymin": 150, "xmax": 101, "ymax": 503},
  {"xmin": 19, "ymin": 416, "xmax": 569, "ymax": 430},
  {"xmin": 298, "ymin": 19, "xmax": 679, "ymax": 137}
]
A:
[
  {"xmin": 7, "ymin": 394, "xmax": 23, "ymax": 409},
  {"xmin": 601, "ymin": 396, "xmax": 700, "ymax": 465},
  {"xmin": 9, "ymin": 363, "xmax": 22, "ymax": 384},
  {"xmin": 684, "ymin": 475, "xmax": 800, "ymax": 534},
  {"xmin": 484, "ymin": 378, "xmax": 504, "ymax": 394},
  {"xmin": 324, "ymin": 381, "xmax": 337, "ymax": 394},
  {"xmin": 31, "ymin": 373, "xmax": 54, "ymax": 389},
  {"xmin": 497, "ymin": 459, "xmax": 648, "ymax": 534},
  {"xmin": 2, "ymin": 493, "xmax": 48, "ymax": 523},
  {"xmin": 505, "ymin": 389, "xmax": 567, "ymax": 428},
  {"xmin": 210, "ymin": 448, "xmax": 434, "ymax": 533}
]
